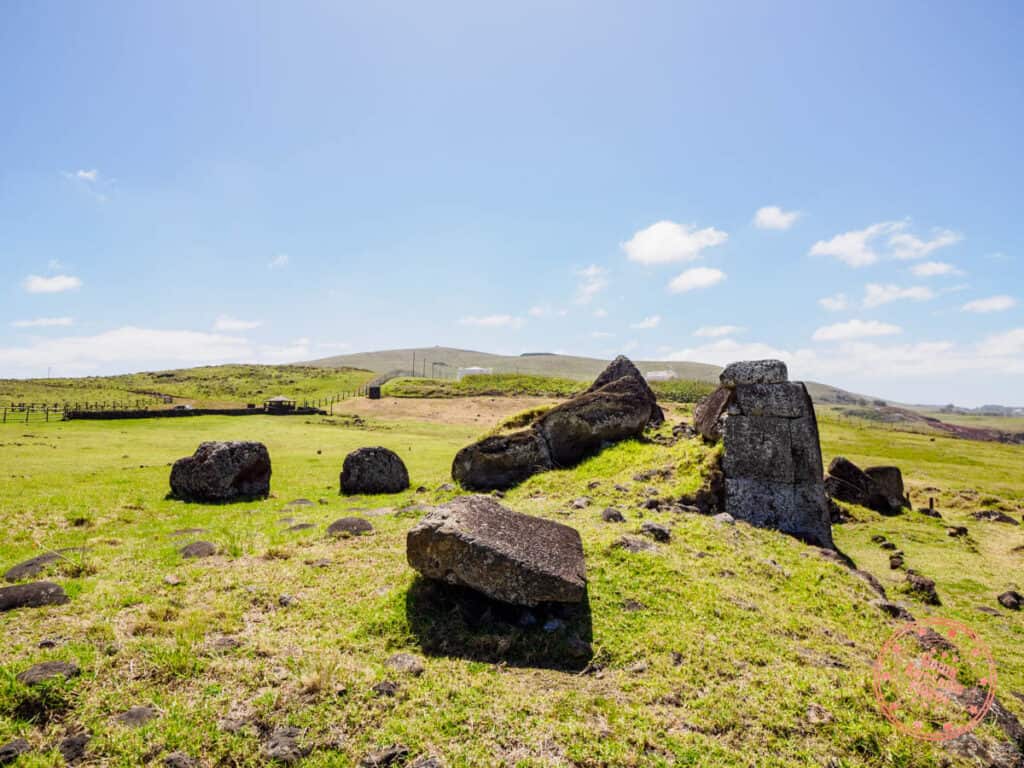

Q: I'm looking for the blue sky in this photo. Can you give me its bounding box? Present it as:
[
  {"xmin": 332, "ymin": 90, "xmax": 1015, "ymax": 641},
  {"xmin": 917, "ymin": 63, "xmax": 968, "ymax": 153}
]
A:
[{"xmin": 1, "ymin": 1, "xmax": 1022, "ymax": 405}]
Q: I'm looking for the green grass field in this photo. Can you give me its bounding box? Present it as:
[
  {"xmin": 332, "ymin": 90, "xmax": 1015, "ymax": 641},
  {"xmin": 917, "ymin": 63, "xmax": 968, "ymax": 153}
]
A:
[{"xmin": 1, "ymin": 401, "xmax": 1022, "ymax": 766}]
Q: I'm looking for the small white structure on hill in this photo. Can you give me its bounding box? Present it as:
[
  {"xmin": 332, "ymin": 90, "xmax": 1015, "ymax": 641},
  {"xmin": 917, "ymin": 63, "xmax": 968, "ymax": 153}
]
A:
[
  {"xmin": 645, "ymin": 369, "xmax": 678, "ymax": 382},
  {"xmin": 456, "ymin": 366, "xmax": 493, "ymax": 381}
]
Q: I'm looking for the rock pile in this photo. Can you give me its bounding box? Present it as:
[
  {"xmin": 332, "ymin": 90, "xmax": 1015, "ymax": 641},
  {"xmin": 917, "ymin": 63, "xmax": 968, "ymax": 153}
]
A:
[
  {"xmin": 701, "ymin": 360, "xmax": 833, "ymax": 548},
  {"xmin": 824, "ymin": 457, "xmax": 909, "ymax": 515},
  {"xmin": 340, "ymin": 447, "xmax": 410, "ymax": 495},
  {"xmin": 169, "ymin": 441, "xmax": 271, "ymax": 502},
  {"xmin": 452, "ymin": 356, "xmax": 657, "ymax": 490},
  {"xmin": 406, "ymin": 495, "xmax": 587, "ymax": 606}
]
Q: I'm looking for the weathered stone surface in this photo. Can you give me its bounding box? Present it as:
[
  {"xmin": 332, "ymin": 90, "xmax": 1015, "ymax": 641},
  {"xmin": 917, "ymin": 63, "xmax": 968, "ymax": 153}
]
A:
[
  {"xmin": 384, "ymin": 652, "xmax": 425, "ymax": 676},
  {"xmin": 114, "ymin": 705, "xmax": 158, "ymax": 727},
  {"xmin": 451, "ymin": 430, "xmax": 552, "ymax": 491},
  {"xmin": 538, "ymin": 375, "xmax": 653, "ymax": 467},
  {"xmin": 0, "ymin": 581, "xmax": 69, "ymax": 612},
  {"xmin": 16, "ymin": 661, "xmax": 79, "ymax": 686},
  {"xmin": 360, "ymin": 745, "xmax": 409, "ymax": 767},
  {"xmin": 864, "ymin": 466, "xmax": 908, "ymax": 510},
  {"xmin": 613, "ymin": 535, "xmax": 656, "ymax": 553},
  {"xmin": 582, "ymin": 355, "xmax": 664, "ymax": 425},
  {"xmin": 169, "ymin": 441, "xmax": 271, "ymax": 502},
  {"xmin": 824, "ymin": 457, "xmax": 904, "ymax": 515},
  {"xmin": 340, "ymin": 447, "xmax": 409, "ymax": 495},
  {"xmin": 4, "ymin": 548, "xmax": 86, "ymax": 583},
  {"xmin": 179, "ymin": 541, "xmax": 217, "ymax": 559},
  {"xmin": 406, "ymin": 496, "xmax": 586, "ymax": 606},
  {"xmin": 450, "ymin": 357, "xmax": 657, "ymax": 490},
  {"xmin": 693, "ymin": 386, "xmax": 733, "ymax": 441},
  {"xmin": 718, "ymin": 363, "xmax": 833, "ymax": 548},
  {"xmin": 0, "ymin": 739, "xmax": 30, "ymax": 765},
  {"xmin": 720, "ymin": 359, "xmax": 788, "ymax": 387},
  {"xmin": 973, "ymin": 510, "xmax": 1020, "ymax": 525},
  {"xmin": 327, "ymin": 517, "xmax": 373, "ymax": 537},
  {"xmin": 904, "ymin": 573, "xmax": 941, "ymax": 605},
  {"xmin": 262, "ymin": 727, "xmax": 309, "ymax": 764},
  {"xmin": 998, "ymin": 590, "xmax": 1022, "ymax": 610},
  {"xmin": 601, "ymin": 507, "xmax": 625, "ymax": 523},
  {"xmin": 163, "ymin": 752, "xmax": 199, "ymax": 768},
  {"xmin": 60, "ymin": 733, "xmax": 89, "ymax": 764},
  {"xmin": 639, "ymin": 522, "xmax": 671, "ymax": 542}
]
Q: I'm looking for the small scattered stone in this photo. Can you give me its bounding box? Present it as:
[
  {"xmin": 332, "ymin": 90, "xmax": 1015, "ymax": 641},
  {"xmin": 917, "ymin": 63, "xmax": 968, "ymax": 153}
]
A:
[
  {"xmin": 416, "ymin": 486, "xmax": 427, "ymax": 493},
  {"xmin": 622, "ymin": 599, "xmax": 647, "ymax": 612},
  {"xmin": 279, "ymin": 594, "xmax": 297, "ymax": 607},
  {"xmin": 164, "ymin": 574, "xmax": 182, "ymax": 586},
  {"xmin": 905, "ymin": 573, "xmax": 941, "ymax": 605},
  {"xmin": 570, "ymin": 497, "xmax": 591, "ymax": 509},
  {"xmin": 871, "ymin": 535, "xmax": 887, "ymax": 544},
  {"xmin": 169, "ymin": 528, "xmax": 207, "ymax": 538},
  {"xmin": 947, "ymin": 526, "xmax": 968, "ymax": 538},
  {"xmin": 438, "ymin": 483, "xmax": 455, "ymax": 492},
  {"xmin": 59, "ymin": 733, "xmax": 89, "ymax": 764},
  {"xmin": 114, "ymin": 705, "xmax": 158, "ymax": 727},
  {"xmin": 880, "ymin": 541, "xmax": 897, "ymax": 551},
  {"xmin": 306, "ymin": 558, "xmax": 332, "ymax": 568},
  {"xmin": 163, "ymin": 752, "xmax": 199, "ymax": 768},
  {"xmin": 626, "ymin": 659, "xmax": 649, "ymax": 674},
  {"xmin": 408, "ymin": 757, "xmax": 444, "ymax": 768},
  {"xmin": 806, "ymin": 703, "xmax": 834, "ymax": 725},
  {"xmin": 972, "ymin": 510, "xmax": 1020, "ymax": 525},
  {"xmin": 613, "ymin": 536, "xmax": 655, "ymax": 553},
  {"xmin": 640, "ymin": 522, "xmax": 671, "ymax": 542},
  {"xmin": 889, "ymin": 554, "xmax": 904, "ymax": 569},
  {"xmin": 287, "ymin": 499, "xmax": 315, "ymax": 507},
  {"xmin": 286, "ymin": 523, "xmax": 315, "ymax": 532},
  {"xmin": 263, "ymin": 727, "xmax": 309, "ymax": 764},
  {"xmin": 327, "ymin": 517, "xmax": 374, "ymax": 537},
  {"xmin": 3, "ymin": 548, "xmax": 86, "ymax": 582},
  {"xmin": 872, "ymin": 600, "xmax": 915, "ymax": 621},
  {"xmin": 385, "ymin": 653, "xmax": 425, "ymax": 676},
  {"xmin": 601, "ymin": 507, "xmax": 625, "ymax": 523},
  {"xmin": 712, "ymin": 512, "xmax": 735, "ymax": 525},
  {"xmin": 613, "ymin": 483, "xmax": 630, "ymax": 493},
  {"xmin": 372, "ymin": 680, "xmax": 399, "ymax": 697},
  {"xmin": 0, "ymin": 581, "xmax": 69, "ymax": 611},
  {"xmin": 586, "ymin": 480, "xmax": 601, "ymax": 490},
  {"xmin": 180, "ymin": 541, "xmax": 216, "ymax": 559},
  {"xmin": 977, "ymin": 605, "xmax": 1002, "ymax": 616},
  {"xmin": 360, "ymin": 745, "xmax": 410, "ymax": 767},
  {"xmin": 998, "ymin": 591, "xmax": 1022, "ymax": 610},
  {"xmin": 16, "ymin": 660, "xmax": 79, "ymax": 686},
  {"xmin": 38, "ymin": 637, "xmax": 62, "ymax": 649},
  {"xmin": 0, "ymin": 739, "xmax": 30, "ymax": 764}
]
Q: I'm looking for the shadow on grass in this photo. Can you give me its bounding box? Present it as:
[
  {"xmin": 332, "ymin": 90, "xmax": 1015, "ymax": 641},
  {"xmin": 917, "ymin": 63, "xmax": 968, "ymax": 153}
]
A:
[{"xmin": 404, "ymin": 576, "xmax": 593, "ymax": 672}]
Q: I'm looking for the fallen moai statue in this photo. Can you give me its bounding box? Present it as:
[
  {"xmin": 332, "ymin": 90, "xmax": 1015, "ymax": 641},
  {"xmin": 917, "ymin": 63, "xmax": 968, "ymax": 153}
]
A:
[
  {"xmin": 406, "ymin": 495, "xmax": 587, "ymax": 606},
  {"xmin": 451, "ymin": 356, "xmax": 658, "ymax": 490},
  {"xmin": 824, "ymin": 457, "xmax": 909, "ymax": 515},
  {"xmin": 697, "ymin": 359, "xmax": 834, "ymax": 548}
]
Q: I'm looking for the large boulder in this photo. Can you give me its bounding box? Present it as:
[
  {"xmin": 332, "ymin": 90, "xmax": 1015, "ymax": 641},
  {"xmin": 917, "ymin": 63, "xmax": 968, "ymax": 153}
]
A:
[
  {"xmin": 340, "ymin": 447, "xmax": 409, "ymax": 495},
  {"xmin": 406, "ymin": 495, "xmax": 587, "ymax": 606},
  {"xmin": 450, "ymin": 357, "xmax": 657, "ymax": 490},
  {"xmin": 693, "ymin": 386, "xmax": 733, "ymax": 441},
  {"xmin": 452, "ymin": 430, "xmax": 552, "ymax": 491},
  {"xmin": 719, "ymin": 360, "xmax": 833, "ymax": 548},
  {"xmin": 864, "ymin": 466, "xmax": 909, "ymax": 511},
  {"xmin": 0, "ymin": 581, "xmax": 69, "ymax": 612},
  {"xmin": 581, "ymin": 355, "xmax": 664, "ymax": 425},
  {"xmin": 824, "ymin": 457, "xmax": 905, "ymax": 515},
  {"xmin": 169, "ymin": 441, "xmax": 271, "ymax": 502}
]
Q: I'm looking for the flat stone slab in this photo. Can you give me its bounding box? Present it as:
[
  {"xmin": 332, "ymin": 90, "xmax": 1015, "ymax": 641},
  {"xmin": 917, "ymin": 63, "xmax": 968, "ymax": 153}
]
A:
[
  {"xmin": 0, "ymin": 581, "xmax": 69, "ymax": 612},
  {"xmin": 407, "ymin": 495, "xmax": 586, "ymax": 606},
  {"xmin": 4, "ymin": 548, "xmax": 87, "ymax": 583},
  {"xmin": 16, "ymin": 660, "xmax": 80, "ymax": 686},
  {"xmin": 0, "ymin": 738, "xmax": 30, "ymax": 764},
  {"xmin": 179, "ymin": 541, "xmax": 217, "ymax": 559},
  {"xmin": 327, "ymin": 517, "xmax": 374, "ymax": 537}
]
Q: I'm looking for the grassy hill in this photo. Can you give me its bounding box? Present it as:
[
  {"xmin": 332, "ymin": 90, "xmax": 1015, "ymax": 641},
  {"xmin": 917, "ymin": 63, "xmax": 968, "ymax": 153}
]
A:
[{"xmin": 0, "ymin": 400, "xmax": 1022, "ymax": 765}]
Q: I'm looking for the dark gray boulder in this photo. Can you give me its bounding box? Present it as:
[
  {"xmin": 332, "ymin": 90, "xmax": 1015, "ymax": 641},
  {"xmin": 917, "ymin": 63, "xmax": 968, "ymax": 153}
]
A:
[
  {"xmin": 179, "ymin": 541, "xmax": 217, "ymax": 559},
  {"xmin": 327, "ymin": 517, "xmax": 374, "ymax": 537},
  {"xmin": 16, "ymin": 661, "xmax": 79, "ymax": 686},
  {"xmin": 864, "ymin": 466, "xmax": 908, "ymax": 510},
  {"xmin": 4, "ymin": 548, "xmax": 87, "ymax": 583},
  {"xmin": 406, "ymin": 496, "xmax": 586, "ymax": 606},
  {"xmin": 169, "ymin": 441, "xmax": 271, "ymax": 502},
  {"xmin": 0, "ymin": 739, "xmax": 30, "ymax": 765},
  {"xmin": 340, "ymin": 447, "xmax": 410, "ymax": 495},
  {"xmin": 693, "ymin": 386, "xmax": 733, "ymax": 441},
  {"xmin": 824, "ymin": 457, "xmax": 905, "ymax": 515},
  {"xmin": 581, "ymin": 355, "xmax": 664, "ymax": 425},
  {"xmin": 0, "ymin": 581, "xmax": 69, "ymax": 612},
  {"xmin": 451, "ymin": 430, "xmax": 552, "ymax": 491},
  {"xmin": 719, "ymin": 361, "xmax": 833, "ymax": 548}
]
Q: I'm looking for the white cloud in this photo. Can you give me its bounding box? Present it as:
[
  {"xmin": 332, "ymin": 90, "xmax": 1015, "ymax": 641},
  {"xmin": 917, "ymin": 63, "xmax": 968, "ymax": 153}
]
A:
[
  {"xmin": 11, "ymin": 317, "xmax": 74, "ymax": 328},
  {"xmin": 621, "ymin": 220, "xmax": 728, "ymax": 265},
  {"xmin": 667, "ymin": 267, "xmax": 726, "ymax": 293},
  {"xmin": 630, "ymin": 315, "xmax": 661, "ymax": 329},
  {"xmin": 809, "ymin": 222, "xmax": 902, "ymax": 267},
  {"xmin": 889, "ymin": 229, "xmax": 961, "ymax": 261},
  {"xmin": 459, "ymin": 314, "xmax": 525, "ymax": 329},
  {"xmin": 213, "ymin": 315, "xmax": 262, "ymax": 332},
  {"xmin": 593, "ymin": 308, "xmax": 608, "ymax": 318},
  {"xmin": 591, "ymin": 331, "xmax": 615, "ymax": 339},
  {"xmin": 528, "ymin": 306, "xmax": 547, "ymax": 318},
  {"xmin": 574, "ymin": 265, "xmax": 608, "ymax": 304},
  {"xmin": 753, "ymin": 206, "xmax": 801, "ymax": 230},
  {"xmin": 75, "ymin": 169, "xmax": 98, "ymax": 182},
  {"xmin": 862, "ymin": 283, "xmax": 935, "ymax": 308},
  {"xmin": 977, "ymin": 328, "xmax": 1024, "ymax": 358},
  {"xmin": 694, "ymin": 325, "xmax": 744, "ymax": 338},
  {"xmin": 962, "ymin": 295, "xmax": 1017, "ymax": 314},
  {"xmin": 911, "ymin": 261, "xmax": 963, "ymax": 277},
  {"xmin": 818, "ymin": 293, "xmax": 849, "ymax": 312},
  {"xmin": 268, "ymin": 253, "xmax": 290, "ymax": 269},
  {"xmin": 812, "ymin": 319, "xmax": 902, "ymax": 341},
  {"xmin": 23, "ymin": 274, "xmax": 83, "ymax": 293}
]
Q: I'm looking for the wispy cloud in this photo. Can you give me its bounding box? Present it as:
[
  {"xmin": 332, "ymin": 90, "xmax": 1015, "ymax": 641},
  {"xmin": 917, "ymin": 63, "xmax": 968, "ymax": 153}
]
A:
[
  {"xmin": 809, "ymin": 222, "xmax": 903, "ymax": 267},
  {"xmin": 213, "ymin": 315, "xmax": 262, "ymax": 332},
  {"xmin": 622, "ymin": 220, "xmax": 728, "ymax": 265},
  {"xmin": 667, "ymin": 267, "xmax": 726, "ymax": 293},
  {"xmin": 694, "ymin": 325, "xmax": 743, "ymax": 338},
  {"xmin": 23, "ymin": 274, "xmax": 83, "ymax": 293},
  {"xmin": 818, "ymin": 293, "xmax": 849, "ymax": 312},
  {"xmin": 459, "ymin": 314, "xmax": 525, "ymax": 329},
  {"xmin": 574, "ymin": 265, "xmax": 608, "ymax": 304},
  {"xmin": 890, "ymin": 228, "xmax": 962, "ymax": 260},
  {"xmin": 11, "ymin": 317, "xmax": 74, "ymax": 328},
  {"xmin": 812, "ymin": 319, "xmax": 902, "ymax": 341},
  {"xmin": 753, "ymin": 206, "xmax": 801, "ymax": 230},
  {"xmin": 630, "ymin": 315, "xmax": 661, "ymax": 329},
  {"xmin": 862, "ymin": 283, "xmax": 935, "ymax": 308},
  {"xmin": 911, "ymin": 261, "xmax": 964, "ymax": 277},
  {"xmin": 268, "ymin": 253, "xmax": 290, "ymax": 269},
  {"xmin": 962, "ymin": 295, "xmax": 1016, "ymax": 313}
]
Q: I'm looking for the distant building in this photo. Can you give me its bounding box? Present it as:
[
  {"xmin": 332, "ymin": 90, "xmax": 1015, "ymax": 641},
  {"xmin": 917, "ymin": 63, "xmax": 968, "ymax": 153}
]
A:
[
  {"xmin": 264, "ymin": 395, "xmax": 296, "ymax": 414},
  {"xmin": 645, "ymin": 370, "xmax": 678, "ymax": 382},
  {"xmin": 456, "ymin": 366, "xmax": 493, "ymax": 381}
]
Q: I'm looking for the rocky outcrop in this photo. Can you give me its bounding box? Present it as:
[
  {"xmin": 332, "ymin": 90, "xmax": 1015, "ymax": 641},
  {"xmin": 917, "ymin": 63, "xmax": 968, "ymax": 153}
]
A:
[
  {"xmin": 451, "ymin": 357, "xmax": 657, "ymax": 490},
  {"xmin": 406, "ymin": 496, "xmax": 586, "ymax": 606},
  {"xmin": 824, "ymin": 457, "xmax": 908, "ymax": 515},
  {"xmin": 340, "ymin": 447, "xmax": 410, "ymax": 495},
  {"xmin": 715, "ymin": 360, "xmax": 833, "ymax": 548},
  {"xmin": 169, "ymin": 441, "xmax": 271, "ymax": 502}
]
